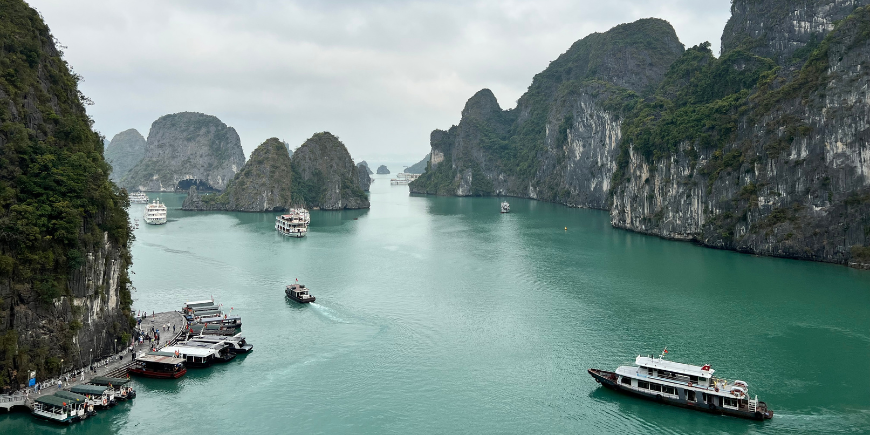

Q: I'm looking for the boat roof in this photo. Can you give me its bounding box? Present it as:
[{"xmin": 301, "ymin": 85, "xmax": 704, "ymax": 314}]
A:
[
  {"xmin": 54, "ymin": 391, "xmax": 88, "ymax": 403},
  {"xmin": 185, "ymin": 299, "xmax": 215, "ymax": 307},
  {"xmin": 199, "ymin": 315, "xmax": 241, "ymax": 322},
  {"xmin": 69, "ymin": 384, "xmax": 109, "ymax": 395},
  {"xmin": 137, "ymin": 354, "xmax": 186, "ymax": 365},
  {"xmin": 195, "ymin": 333, "xmax": 244, "ymax": 341},
  {"xmin": 90, "ymin": 376, "xmax": 131, "ymax": 386},
  {"xmin": 191, "ymin": 304, "xmax": 220, "ymax": 311},
  {"xmin": 635, "ymin": 356, "xmax": 714, "ymax": 377},
  {"xmin": 36, "ymin": 394, "xmax": 71, "ymax": 407},
  {"xmin": 161, "ymin": 345, "xmax": 217, "ymax": 357}
]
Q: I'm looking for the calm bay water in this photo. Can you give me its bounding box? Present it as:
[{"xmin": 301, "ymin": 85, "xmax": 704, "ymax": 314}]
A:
[{"xmin": 3, "ymin": 174, "xmax": 870, "ymax": 434}]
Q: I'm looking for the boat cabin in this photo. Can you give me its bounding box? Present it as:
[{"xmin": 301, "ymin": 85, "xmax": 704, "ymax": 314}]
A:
[
  {"xmin": 188, "ymin": 333, "xmax": 253, "ymax": 353},
  {"xmin": 54, "ymin": 391, "xmax": 94, "ymax": 419},
  {"xmin": 32, "ymin": 394, "xmax": 78, "ymax": 424},
  {"xmin": 188, "ymin": 322, "xmax": 238, "ymax": 336},
  {"xmin": 159, "ymin": 344, "xmax": 222, "ymax": 367},
  {"xmin": 633, "ymin": 356, "xmax": 713, "ymax": 388},
  {"xmin": 176, "ymin": 341, "xmax": 236, "ymax": 362},
  {"xmin": 88, "ymin": 376, "xmax": 136, "ymax": 400},
  {"xmin": 129, "ymin": 354, "xmax": 187, "ymax": 379},
  {"xmin": 69, "ymin": 384, "xmax": 114, "ymax": 408},
  {"xmin": 285, "ymin": 284, "xmax": 315, "ymax": 303},
  {"xmin": 198, "ymin": 315, "xmax": 242, "ymax": 328},
  {"xmin": 184, "ymin": 300, "xmax": 216, "ymax": 310}
]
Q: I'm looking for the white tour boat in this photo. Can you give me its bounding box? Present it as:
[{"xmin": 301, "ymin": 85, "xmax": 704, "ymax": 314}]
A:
[
  {"xmin": 500, "ymin": 201, "xmax": 510, "ymax": 213},
  {"xmin": 129, "ymin": 191, "xmax": 149, "ymax": 204},
  {"xmin": 589, "ymin": 351, "xmax": 773, "ymax": 420},
  {"xmin": 144, "ymin": 199, "xmax": 167, "ymax": 225},
  {"xmin": 275, "ymin": 208, "xmax": 310, "ymax": 237}
]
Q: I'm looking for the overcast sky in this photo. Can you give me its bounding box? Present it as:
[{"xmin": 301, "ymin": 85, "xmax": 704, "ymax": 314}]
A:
[{"xmin": 29, "ymin": 0, "xmax": 731, "ymax": 164}]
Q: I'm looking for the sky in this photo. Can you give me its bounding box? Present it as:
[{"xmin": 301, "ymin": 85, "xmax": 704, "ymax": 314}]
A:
[{"xmin": 29, "ymin": 0, "xmax": 732, "ymax": 164}]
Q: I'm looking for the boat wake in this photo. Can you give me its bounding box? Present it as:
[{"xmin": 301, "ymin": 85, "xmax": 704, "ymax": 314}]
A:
[{"xmin": 309, "ymin": 303, "xmax": 349, "ymax": 324}]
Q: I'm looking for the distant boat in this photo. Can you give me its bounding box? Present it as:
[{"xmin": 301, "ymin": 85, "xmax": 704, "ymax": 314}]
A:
[
  {"xmin": 144, "ymin": 199, "xmax": 167, "ymax": 225},
  {"xmin": 129, "ymin": 191, "xmax": 149, "ymax": 204},
  {"xmin": 276, "ymin": 208, "xmax": 309, "ymax": 237},
  {"xmin": 500, "ymin": 201, "xmax": 510, "ymax": 213},
  {"xmin": 286, "ymin": 284, "xmax": 315, "ymax": 303}
]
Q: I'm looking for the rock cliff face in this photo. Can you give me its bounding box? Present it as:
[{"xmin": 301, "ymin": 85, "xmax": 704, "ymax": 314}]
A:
[
  {"xmin": 121, "ymin": 112, "xmax": 245, "ymax": 192},
  {"xmin": 376, "ymin": 165, "xmax": 390, "ymax": 174},
  {"xmin": 359, "ymin": 161, "xmax": 374, "ymax": 174},
  {"xmin": 290, "ymin": 132, "xmax": 370, "ymax": 210},
  {"xmin": 411, "ymin": 5, "xmax": 870, "ymax": 268},
  {"xmin": 105, "ymin": 128, "xmax": 146, "ymax": 183},
  {"xmin": 0, "ymin": 0, "xmax": 133, "ymax": 389},
  {"xmin": 182, "ymin": 138, "xmax": 293, "ymax": 212},
  {"xmin": 357, "ymin": 163, "xmax": 372, "ymax": 191}
]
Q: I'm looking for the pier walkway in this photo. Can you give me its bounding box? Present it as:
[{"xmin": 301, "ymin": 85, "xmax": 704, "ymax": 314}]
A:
[{"xmin": 0, "ymin": 310, "xmax": 186, "ymax": 412}]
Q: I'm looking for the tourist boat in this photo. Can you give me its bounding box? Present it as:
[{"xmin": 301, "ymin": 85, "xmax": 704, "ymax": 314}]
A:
[
  {"xmin": 187, "ymin": 322, "xmax": 239, "ymax": 336},
  {"xmin": 54, "ymin": 391, "xmax": 96, "ymax": 419},
  {"xmin": 197, "ymin": 315, "xmax": 242, "ymax": 329},
  {"xmin": 188, "ymin": 333, "xmax": 253, "ymax": 354},
  {"xmin": 144, "ymin": 199, "xmax": 167, "ymax": 225},
  {"xmin": 500, "ymin": 201, "xmax": 510, "ymax": 213},
  {"xmin": 285, "ymin": 284, "xmax": 315, "ymax": 303},
  {"xmin": 31, "ymin": 394, "xmax": 80, "ymax": 424},
  {"xmin": 129, "ymin": 191, "xmax": 149, "ymax": 204},
  {"xmin": 88, "ymin": 376, "xmax": 136, "ymax": 400},
  {"xmin": 159, "ymin": 343, "xmax": 231, "ymax": 367},
  {"xmin": 588, "ymin": 352, "xmax": 774, "ymax": 420},
  {"xmin": 275, "ymin": 208, "xmax": 310, "ymax": 237},
  {"xmin": 128, "ymin": 354, "xmax": 187, "ymax": 379},
  {"xmin": 69, "ymin": 384, "xmax": 114, "ymax": 409}
]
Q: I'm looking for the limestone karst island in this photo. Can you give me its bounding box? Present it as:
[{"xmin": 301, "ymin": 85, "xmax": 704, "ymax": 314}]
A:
[{"xmin": 0, "ymin": 0, "xmax": 868, "ymax": 433}]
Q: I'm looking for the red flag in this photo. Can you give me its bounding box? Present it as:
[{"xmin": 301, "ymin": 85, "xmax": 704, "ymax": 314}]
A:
[{"xmin": 664, "ymin": 349, "xmax": 668, "ymax": 353}]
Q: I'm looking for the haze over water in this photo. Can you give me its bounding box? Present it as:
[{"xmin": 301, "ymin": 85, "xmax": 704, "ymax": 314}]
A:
[{"xmin": 4, "ymin": 174, "xmax": 870, "ymax": 434}]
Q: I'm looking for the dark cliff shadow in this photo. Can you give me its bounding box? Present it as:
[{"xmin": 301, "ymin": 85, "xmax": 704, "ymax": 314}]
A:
[{"xmin": 309, "ymin": 208, "xmax": 369, "ymax": 227}]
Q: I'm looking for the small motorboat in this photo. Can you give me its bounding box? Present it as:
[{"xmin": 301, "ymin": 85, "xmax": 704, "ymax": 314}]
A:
[
  {"xmin": 286, "ymin": 284, "xmax": 315, "ymax": 303},
  {"xmin": 500, "ymin": 201, "xmax": 510, "ymax": 213}
]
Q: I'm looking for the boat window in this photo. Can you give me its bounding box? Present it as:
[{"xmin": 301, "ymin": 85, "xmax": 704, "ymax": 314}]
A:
[
  {"xmin": 647, "ymin": 367, "xmax": 654, "ymax": 376},
  {"xmin": 649, "ymin": 383, "xmax": 662, "ymax": 392},
  {"xmin": 620, "ymin": 377, "xmax": 631, "ymax": 385},
  {"xmin": 723, "ymin": 398, "xmax": 738, "ymax": 409},
  {"xmin": 638, "ymin": 381, "xmax": 649, "ymax": 389},
  {"xmin": 689, "ymin": 375, "xmax": 699, "ymax": 383},
  {"xmin": 687, "ymin": 390, "xmax": 696, "ymax": 401},
  {"xmin": 662, "ymin": 386, "xmax": 676, "ymax": 395}
]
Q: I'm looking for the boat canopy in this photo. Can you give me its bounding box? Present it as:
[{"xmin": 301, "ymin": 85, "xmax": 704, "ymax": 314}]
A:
[
  {"xmin": 137, "ymin": 354, "xmax": 186, "ymax": 365},
  {"xmin": 35, "ymin": 394, "xmax": 71, "ymax": 407},
  {"xmin": 90, "ymin": 376, "xmax": 131, "ymax": 386},
  {"xmin": 635, "ymin": 356, "xmax": 714, "ymax": 377},
  {"xmin": 161, "ymin": 345, "xmax": 217, "ymax": 357},
  {"xmin": 185, "ymin": 300, "xmax": 215, "ymax": 308},
  {"xmin": 198, "ymin": 315, "xmax": 241, "ymax": 323},
  {"xmin": 69, "ymin": 385, "xmax": 109, "ymax": 395},
  {"xmin": 54, "ymin": 391, "xmax": 88, "ymax": 403}
]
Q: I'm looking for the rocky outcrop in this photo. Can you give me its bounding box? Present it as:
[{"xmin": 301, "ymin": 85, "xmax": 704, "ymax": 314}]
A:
[
  {"xmin": 0, "ymin": 0, "xmax": 133, "ymax": 389},
  {"xmin": 357, "ymin": 163, "xmax": 372, "ymax": 191},
  {"xmin": 290, "ymin": 132, "xmax": 370, "ymax": 209},
  {"xmin": 120, "ymin": 112, "xmax": 245, "ymax": 192},
  {"xmin": 359, "ymin": 161, "xmax": 374, "ymax": 174},
  {"xmin": 182, "ymin": 138, "xmax": 293, "ymax": 212},
  {"xmin": 405, "ymin": 154, "xmax": 430, "ymax": 174},
  {"xmin": 412, "ymin": 5, "xmax": 870, "ymax": 268},
  {"xmin": 376, "ymin": 165, "xmax": 390, "ymax": 174},
  {"xmin": 105, "ymin": 128, "xmax": 146, "ymax": 183},
  {"xmin": 284, "ymin": 140, "xmax": 294, "ymax": 158}
]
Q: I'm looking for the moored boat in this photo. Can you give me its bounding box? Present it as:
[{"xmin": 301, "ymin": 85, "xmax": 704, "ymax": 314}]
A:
[
  {"xmin": 188, "ymin": 333, "xmax": 253, "ymax": 354},
  {"xmin": 285, "ymin": 284, "xmax": 315, "ymax": 303},
  {"xmin": 54, "ymin": 391, "xmax": 95, "ymax": 419},
  {"xmin": 31, "ymin": 394, "xmax": 79, "ymax": 424},
  {"xmin": 88, "ymin": 376, "xmax": 136, "ymax": 400},
  {"xmin": 589, "ymin": 352, "xmax": 773, "ymax": 420},
  {"xmin": 68, "ymin": 384, "xmax": 114, "ymax": 409},
  {"xmin": 128, "ymin": 354, "xmax": 187, "ymax": 379}
]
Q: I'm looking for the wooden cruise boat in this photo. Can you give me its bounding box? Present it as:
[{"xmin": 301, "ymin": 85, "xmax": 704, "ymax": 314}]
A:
[
  {"xmin": 144, "ymin": 199, "xmax": 167, "ymax": 225},
  {"xmin": 589, "ymin": 352, "xmax": 773, "ymax": 420},
  {"xmin": 275, "ymin": 208, "xmax": 310, "ymax": 237},
  {"xmin": 128, "ymin": 354, "xmax": 187, "ymax": 379},
  {"xmin": 31, "ymin": 394, "xmax": 80, "ymax": 424},
  {"xmin": 188, "ymin": 333, "xmax": 253, "ymax": 354},
  {"xmin": 54, "ymin": 391, "xmax": 95, "ymax": 419},
  {"xmin": 68, "ymin": 384, "xmax": 114, "ymax": 409},
  {"xmin": 285, "ymin": 284, "xmax": 315, "ymax": 303},
  {"xmin": 88, "ymin": 376, "xmax": 136, "ymax": 400}
]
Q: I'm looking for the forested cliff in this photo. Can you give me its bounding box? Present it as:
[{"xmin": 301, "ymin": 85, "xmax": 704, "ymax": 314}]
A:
[
  {"xmin": 0, "ymin": 0, "xmax": 133, "ymax": 389},
  {"xmin": 411, "ymin": 1, "xmax": 870, "ymax": 268}
]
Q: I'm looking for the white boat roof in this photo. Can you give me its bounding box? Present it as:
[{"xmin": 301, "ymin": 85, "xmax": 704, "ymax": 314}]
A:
[
  {"xmin": 161, "ymin": 345, "xmax": 217, "ymax": 357},
  {"xmin": 186, "ymin": 299, "xmax": 214, "ymax": 306},
  {"xmin": 635, "ymin": 356, "xmax": 714, "ymax": 377}
]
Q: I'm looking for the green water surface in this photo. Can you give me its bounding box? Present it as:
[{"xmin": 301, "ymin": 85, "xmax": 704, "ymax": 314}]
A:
[{"xmin": 2, "ymin": 174, "xmax": 869, "ymax": 434}]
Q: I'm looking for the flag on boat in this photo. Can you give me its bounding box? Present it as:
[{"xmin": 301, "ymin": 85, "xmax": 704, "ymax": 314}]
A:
[{"xmin": 701, "ymin": 364, "xmax": 711, "ymax": 371}]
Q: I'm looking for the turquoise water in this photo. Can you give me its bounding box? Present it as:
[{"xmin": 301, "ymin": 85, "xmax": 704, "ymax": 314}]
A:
[{"xmin": 2, "ymin": 174, "xmax": 870, "ymax": 434}]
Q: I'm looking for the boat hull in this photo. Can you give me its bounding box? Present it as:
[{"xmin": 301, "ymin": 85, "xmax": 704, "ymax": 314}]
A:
[
  {"xmin": 31, "ymin": 411, "xmax": 76, "ymax": 425},
  {"xmin": 588, "ymin": 369, "xmax": 773, "ymax": 421},
  {"xmin": 128, "ymin": 367, "xmax": 187, "ymax": 379}
]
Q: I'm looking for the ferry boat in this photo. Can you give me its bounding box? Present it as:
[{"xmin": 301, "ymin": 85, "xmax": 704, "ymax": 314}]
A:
[
  {"xmin": 157, "ymin": 345, "xmax": 221, "ymax": 368},
  {"xmin": 275, "ymin": 208, "xmax": 310, "ymax": 237},
  {"xmin": 69, "ymin": 384, "xmax": 114, "ymax": 409},
  {"xmin": 88, "ymin": 376, "xmax": 136, "ymax": 400},
  {"xmin": 500, "ymin": 201, "xmax": 510, "ymax": 213},
  {"xmin": 197, "ymin": 315, "xmax": 242, "ymax": 329},
  {"xmin": 54, "ymin": 391, "xmax": 96, "ymax": 419},
  {"xmin": 187, "ymin": 322, "xmax": 239, "ymax": 336},
  {"xmin": 173, "ymin": 341, "xmax": 236, "ymax": 363},
  {"xmin": 588, "ymin": 351, "xmax": 774, "ymax": 420},
  {"xmin": 188, "ymin": 333, "xmax": 253, "ymax": 354},
  {"xmin": 144, "ymin": 199, "xmax": 167, "ymax": 225},
  {"xmin": 285, "ymin": 284, "xmax": 315, "ymax": 303},
  {"xmin": 129, "ymin": 191, "xmax": 149, "ymax": 204},
  {"xmin": 31, "ymin": 394, "xmax": 80, "ymax": 424},
  {"xmin": 128, "ymin": 354, "xmax": 187, "ymax": 379}
]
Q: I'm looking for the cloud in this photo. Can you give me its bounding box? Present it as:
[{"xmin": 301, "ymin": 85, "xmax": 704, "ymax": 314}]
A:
[{"xmin": 29, "ymin": 0, "xmax": 731, "ymax": 162}]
